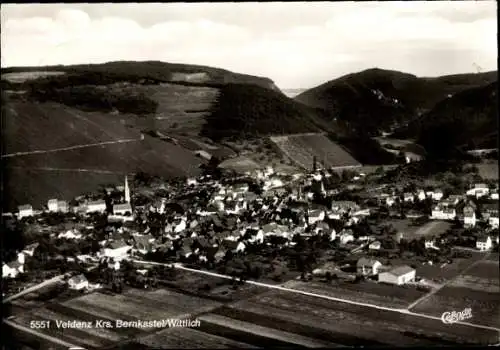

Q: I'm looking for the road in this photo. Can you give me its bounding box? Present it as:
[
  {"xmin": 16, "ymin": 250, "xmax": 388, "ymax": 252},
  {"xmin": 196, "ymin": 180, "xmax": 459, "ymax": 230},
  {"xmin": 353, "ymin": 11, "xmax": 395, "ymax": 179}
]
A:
[
  {"xmin": 407, "ymin": 251, "xmax": 492, "ymax": 310},
  {"xmin": 4, "ymin": 319, "xmax": 80, "ymax": 349},
  {"xmin": 132, "ymin": 259, "xmax": 500, "ymax": 333},
  {"xmin": 1, "ymin": 134, "xmax": 144, "ymax": 158},
  {"xmin": 3, "ymin": 274, "xmax": 66, "ymax": 303}
]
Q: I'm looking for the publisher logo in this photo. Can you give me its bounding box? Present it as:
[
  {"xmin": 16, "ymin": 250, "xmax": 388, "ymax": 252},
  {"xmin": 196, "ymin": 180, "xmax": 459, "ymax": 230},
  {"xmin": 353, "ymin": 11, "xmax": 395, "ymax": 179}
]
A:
[{"xmin": 441, "ymin": 308, "xmax": 473, "ymax": 324}]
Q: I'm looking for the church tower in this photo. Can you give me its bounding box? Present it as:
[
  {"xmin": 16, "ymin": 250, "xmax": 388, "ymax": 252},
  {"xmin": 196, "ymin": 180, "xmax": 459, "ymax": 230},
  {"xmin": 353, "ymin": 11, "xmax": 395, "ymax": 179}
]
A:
[{"xmin": 124, "ymin": 175, "xmax": 131, "ymax": 204}]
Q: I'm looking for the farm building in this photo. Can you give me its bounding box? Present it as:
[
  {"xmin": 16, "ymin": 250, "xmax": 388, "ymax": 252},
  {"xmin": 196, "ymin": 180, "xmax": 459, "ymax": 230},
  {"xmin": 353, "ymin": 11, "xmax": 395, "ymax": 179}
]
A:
[
  {"xmin": 466, "ymin": 183, "xmax": 490, "ymax": 198},
  {"xmin": 369, "ymin": 241, "xmax": 381, "ymax": 250},
  {"xmin": 103, "ymin": 240, "xmax": 132, "ymax": 259},
  {"xmin": 476, "ymin": 236, "xmax": 493, "ymax": 251},
  {"xmin": 86, "ymin": 200, "xmax": 107, "ymax": 213},
  {"xmin": 378, "ymin": 265, "xmax": 416, "ymax": 285},
  {"xmin": 2, "ymin": 260, "xmax": 23, "ymax": 278},
  {"xmin": 194, "ymin": 150, "xmax": 212, "ymax": 160},
  {"xmin": 356, "ymin": 258, "xmax": 382, "ymax": 276},
  {"xmin": 68, "ymin": 274, "xmax": 89, "ymax": 290},
  {"xmin": 489, "ymin": 215, "xmax": 499, "ymax": 228},
  {"xmin": 339, "ymin": 230, "xmax": 355, "ymax": 245},
  {"xmin": 18, "ymin": 204, "xmax": 33, "ymax": 219},
  {"xmin": 308, "ymin": 209, "xmax": 325, "ymax": 225},
  {"xmin": 431, "ymin": 205, "xmax": 456, "ymax": 220}
]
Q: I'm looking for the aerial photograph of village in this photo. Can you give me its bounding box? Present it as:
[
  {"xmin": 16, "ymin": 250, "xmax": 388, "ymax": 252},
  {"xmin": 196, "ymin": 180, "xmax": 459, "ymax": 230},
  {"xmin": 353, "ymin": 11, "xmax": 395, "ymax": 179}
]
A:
[{"xmin": 1, "ymin": 2, "xmax": 499, "ymax": 349}]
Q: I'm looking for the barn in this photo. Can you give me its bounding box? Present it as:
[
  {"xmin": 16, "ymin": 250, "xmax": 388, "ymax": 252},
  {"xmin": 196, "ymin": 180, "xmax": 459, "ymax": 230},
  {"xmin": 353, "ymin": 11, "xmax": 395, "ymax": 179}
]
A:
[{"xmin": 378, "ymin": 265, "xmax": 416, "ymax": 285}]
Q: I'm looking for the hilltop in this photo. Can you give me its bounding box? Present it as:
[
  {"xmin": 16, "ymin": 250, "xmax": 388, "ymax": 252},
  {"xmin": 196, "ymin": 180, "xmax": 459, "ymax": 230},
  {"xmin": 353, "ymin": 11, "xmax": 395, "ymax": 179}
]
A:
[
  {"xmin": 393, "ymin": 81, "xmax": 498, "ymax": 160},
  {"xmin": 295, "ymin": 68, "xmax": 497, "ymax": 135}
]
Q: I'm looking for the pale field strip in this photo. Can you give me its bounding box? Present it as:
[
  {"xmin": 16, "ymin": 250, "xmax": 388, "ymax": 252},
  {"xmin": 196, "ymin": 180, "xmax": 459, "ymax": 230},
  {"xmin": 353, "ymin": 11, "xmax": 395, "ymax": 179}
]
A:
[
  {"xmin": 450, "ymin": 275, "xmax": 500, "ymax": 293},
  {"xmin": 62, "ymin": 298, "xmax": 139, "ymax": 327},
  {"xmin": 123, "ymin": 288, "xmax": 222, "ymax": 312},
  {"xmin": 198, "ymin": 313, "xmax": 340, "ymax": 348},
  {"xmin": 227, "ymin": 299, "xmax": 431, "ymax": 347},
  {"xmin": 138, "ymin": 325, "xmax": 257, "ymax": 349}
]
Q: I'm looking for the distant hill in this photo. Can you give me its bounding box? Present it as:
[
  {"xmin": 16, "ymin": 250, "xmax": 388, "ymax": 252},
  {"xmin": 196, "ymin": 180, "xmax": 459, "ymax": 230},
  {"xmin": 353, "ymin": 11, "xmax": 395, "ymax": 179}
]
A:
[
  {"xmin": 1, "ymin": 60, "xmax": 280, "ymax": 91},
  {"xmin": 282, "ymin": 88, "xmax": 307, "ymax": 98},
  {"xmin": 394, "ymin": 81, "xmax": 498, "ymax": 160},
  {"xmin": 295, "ymin": 68, "xmax": 497, "ymax": 135}
]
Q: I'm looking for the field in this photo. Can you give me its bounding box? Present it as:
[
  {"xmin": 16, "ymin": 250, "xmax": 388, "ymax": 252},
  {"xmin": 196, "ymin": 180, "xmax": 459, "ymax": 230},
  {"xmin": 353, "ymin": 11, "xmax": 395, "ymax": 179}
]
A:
[
  {"xmin": 283, "ymin": 279, "xmax": 427, "ymax": 309},
  {"xmin": 218, "ymin": 156, "xmax": 261, "ymax": 173},
  {"xmin": 137, "ymin": 326, "xmax": 257, "ymax": 349},
  {"xmin": 476, "ymin": 162, "xmax": 499, "ymax": 180},
  {"xmin": 222, "ymin": 289, "xmax": 498, "ymax": 346},
  {"xmin": 2, "ymin": 71, "xmax": 66, "ymax": 83},
  {"xmin": 11, "ymin": 287, "xmax": 225, "ymax": 349},
  {"xmin": 417, "ymin": 252, "xmax": 485, "ymax": 282},
  {"xmin": 412, "ymin": 259, "xmax": 500, "ymax": 328},
  {"xmin": 2, "ymin": 101, "xmax": 141, "ymax": 155},
  {"xmin": 270, "ymin": 133, "xmax": 361, "ymax": 170}
]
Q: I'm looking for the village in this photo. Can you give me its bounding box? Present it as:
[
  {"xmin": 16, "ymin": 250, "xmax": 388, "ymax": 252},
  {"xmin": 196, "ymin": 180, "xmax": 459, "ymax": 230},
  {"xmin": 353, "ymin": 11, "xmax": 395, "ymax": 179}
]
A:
[{"xmin": 3, "ymin": 157, "xmax": 499, "ymax": 302}]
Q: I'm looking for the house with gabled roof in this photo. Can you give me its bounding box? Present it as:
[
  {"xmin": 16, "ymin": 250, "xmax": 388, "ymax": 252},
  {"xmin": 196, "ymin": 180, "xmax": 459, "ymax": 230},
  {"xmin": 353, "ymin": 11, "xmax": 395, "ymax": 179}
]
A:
[
  {"xmin": 68, "ymin": 274, "xmax": 89, "ymax": 290},
  {"xmin": 103, "ymin": 240, "xmax": 132, "ymax": 259},
  {"xmin": 356, "ymin": 258, "xmax": 382, "ymax": 276},
  {"xmin": 476, "ymin": 236, "xmax": 492, "ymax": 251},
  {"xmin": 18, "ymin": 204, "xmax": 33, "ymax": 219}
]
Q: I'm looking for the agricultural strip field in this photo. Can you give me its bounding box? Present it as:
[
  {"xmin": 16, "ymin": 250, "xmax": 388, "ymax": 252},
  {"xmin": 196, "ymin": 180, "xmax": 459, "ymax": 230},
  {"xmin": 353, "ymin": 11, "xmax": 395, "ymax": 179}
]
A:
[
  {"xmin": 283, "ymin": 279, "xmax": 426, "ymax": 309},
  {"xmin": 2, "ymin": 101, "xmax": 141, "ymax": 155},
  {"xmin": 227, "ymin": 290, "xmax": 498, "ymax": 345},
  {"xmin": 270, "ymin": 133, "xmax": 361, "ymax": 170},
  {"xmin": 410, "ymin": 285, "xmax": 500, "ymax": 329},
  {"xmin": 63, "ymin": 288, "xmax": 222, "ymax": 330},
  {"xmin": 198, "ymin": 313, "xmax": 339, "ymax": 348},
  {"xmin": 137, "ymin": 326, "xmax": 257, "ymax": 349}
]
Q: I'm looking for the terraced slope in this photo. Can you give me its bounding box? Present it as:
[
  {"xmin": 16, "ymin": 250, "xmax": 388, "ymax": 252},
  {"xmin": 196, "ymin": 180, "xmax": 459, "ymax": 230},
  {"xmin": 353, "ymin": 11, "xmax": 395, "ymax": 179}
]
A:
[{"xmin": 270, "ymin": 133, "xmax": 361, "ymax": 170}]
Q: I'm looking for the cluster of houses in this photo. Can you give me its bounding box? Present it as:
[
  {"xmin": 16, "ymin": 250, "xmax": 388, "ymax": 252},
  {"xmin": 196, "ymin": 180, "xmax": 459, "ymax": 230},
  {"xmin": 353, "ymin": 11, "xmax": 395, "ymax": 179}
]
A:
[{"xmin": 5, "ymin": 166, "xmax": 499, "ymax": 291}]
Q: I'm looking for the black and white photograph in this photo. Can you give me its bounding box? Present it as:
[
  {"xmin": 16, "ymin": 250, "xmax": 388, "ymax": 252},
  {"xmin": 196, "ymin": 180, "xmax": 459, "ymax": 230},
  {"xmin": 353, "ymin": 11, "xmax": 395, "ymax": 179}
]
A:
[{"xmin": 1, "ymin": 1, "xmax": 499, "ymax": 349}]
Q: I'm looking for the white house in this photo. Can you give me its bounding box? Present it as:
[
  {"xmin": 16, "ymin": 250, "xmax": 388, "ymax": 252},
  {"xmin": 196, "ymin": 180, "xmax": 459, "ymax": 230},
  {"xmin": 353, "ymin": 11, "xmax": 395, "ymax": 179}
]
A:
[
  {"xmin": 488, "ymin": 215, "xmax": 499, "ymax": 229},
  {"xmin": 463, "ymin": 206, "xmax": 476, "ymax": 228},
  {"xmin": 490, "ymin": 190, "xmax": 499, "ymax": 200},
  {"xmin": 432, "ymin": 189, "xmax": 444, "ymax": 201},
  {"xmin": 431, "ymin": 205, "xmax": 456, "ymax": 220},
  {"xmin": 356, "ymin": 258, "xmax": 382, "ymax": 276},
  {"xmin": 425, "ymin": 239, "xmax": 439, "ymax": 250},
  {"xmin": 378, "ymin": 265, "xmax": 416, "ymax": 285},
  {"xmin": 308, "ymin": 209, "xmax": 325, "ymax": 225},
  {"xmin": 68, "ymin": 274, "xmax": 89, "ymax": 290},
  {"xmin": 3, "ymin": 261, "xmax": 23, "ymax": 278},
  {"xmin": 18, "ymin": 204, "xmax": 33, "ymax": 219},
  {"xmin": 58, "ymin": 229, "xmax": 82, "ymax": 240},
  {"xmin": 368, "ymin": 241, "xmax": 381, "ymax": 250},
  {"xmin": 385, "ymin": 196, "xmax": 396, "ymax": 207},
  {"xmin": 22, "ymin": 243, "xmax": 39, "ymax": 257},
  {"xmin": 467, "ymin": 184, "xmax": 490, "ymax": 198},
  {"xmin": 403, "ymin": 193, "xmax": 415, "ymax": 203},
  {"xmin": 417, "ymin": 190, "xmax": 426, "ymax": 201},
  {"xmin": 86, "ymin": 200, "xmax": 107, "ymax": 213},
  {"xmin": 186, "ymin": 178, "xmax": 198, "ymax": 186},
  {"xmin": 174, "ymin": 218, "xmax": 187, "ymax": 233},
  {"xmin": 47, "ymin": 199, "xmax": 59, "ymax": 212},
  {"xmin": 47, "ymin": 199, "xmax": 69, "ymax": 213},
  {"xmin": 103, "ymin": 240, "xmax": 132, "ymax": 260},
  {"xmin": 339, "ymin": 230, "xmax": 355, "ymax": 245},
  {"xmin": 476, "ymin": 236, "xmax": 492, "ymax": 251},
  {"xmin": 328, "ymin": 210, "xmax": 343, "ymax": 220},
  {"xmin": 113, "ymin": 203, "xmax": 133, "ymax": 216}
]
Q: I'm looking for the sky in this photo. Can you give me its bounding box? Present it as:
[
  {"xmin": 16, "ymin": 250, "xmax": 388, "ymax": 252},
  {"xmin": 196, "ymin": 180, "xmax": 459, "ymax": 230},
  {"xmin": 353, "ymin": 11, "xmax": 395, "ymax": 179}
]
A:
[{"xmin": 1, "ymin": 2, "xmax": 497, "ymax": 89}]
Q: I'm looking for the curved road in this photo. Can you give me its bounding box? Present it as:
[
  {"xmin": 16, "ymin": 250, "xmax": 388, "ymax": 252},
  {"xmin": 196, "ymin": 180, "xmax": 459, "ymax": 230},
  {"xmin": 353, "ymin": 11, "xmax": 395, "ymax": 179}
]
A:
[
  {"xmin": 3, "ymin": 274, "xmax": 66, "ymax": 304},
  {"xmin": 133, "ymin": 259, "xmax": 500, "ymax": 333},
  {"xmin": 1, "ymin": 134, "xmax": 144, "ymax": 158}
]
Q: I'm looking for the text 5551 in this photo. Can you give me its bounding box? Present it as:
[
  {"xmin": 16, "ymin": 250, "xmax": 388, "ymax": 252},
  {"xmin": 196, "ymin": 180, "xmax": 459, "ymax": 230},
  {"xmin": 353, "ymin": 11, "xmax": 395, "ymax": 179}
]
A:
[{"xmin": 30, "ymin": 320, "xmax": 51, "ymax": 329}]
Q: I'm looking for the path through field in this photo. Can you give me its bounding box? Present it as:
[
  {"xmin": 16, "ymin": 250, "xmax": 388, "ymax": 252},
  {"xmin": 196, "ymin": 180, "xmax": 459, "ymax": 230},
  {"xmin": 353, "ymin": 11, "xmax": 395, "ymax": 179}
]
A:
[
  {"xmin": 133, "ymin": 259, "xmax": 500, "ymax": 333},
  {"xmin": 3, "ymin": 274, "xmax": 66, "ymax": 304},
  {"xmin": 1, "ymin": 134, "xmax": 144, "ymax": 158}
]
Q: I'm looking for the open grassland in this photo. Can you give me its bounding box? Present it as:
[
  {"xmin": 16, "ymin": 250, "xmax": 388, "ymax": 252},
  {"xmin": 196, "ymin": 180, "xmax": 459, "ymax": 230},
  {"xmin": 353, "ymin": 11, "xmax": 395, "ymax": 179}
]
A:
[
  {"xmin": 219, "ymin": 156, "xmax": 262, "ymax": 173},
  {"xmin": 2, "ymin": 101, "xmax": 141, "ymax": 155},
  {"xmin": 137, "ymin": 326, "xmax": 256, "ymax": 349},
  {"xmin": 448, "ymin": 261, "xmax": 500, "ymax": 293},
  {"xmin": 283, "ymin": 279, "xmax": 426, "ymax": 309},
  {"xmin": 417, "ymin": 252, "xmax": 485, "ymax": 282},
  {"xmin": 414, "ymin": 221, "xmax": 452, "ymax": 238},
  {"xmin": 411, "ymin": 285, "xmax": 500, "ymax": 329},
  {"xmin": 226, "ymin": 289, "xmax": 497, "ymax": 346},
  {"xmin": 270, "ymin": 133, "xmax": 360, "ymax": 170},
  {"xmin": 475, "ymin": 162, "xmax": 499, "ymax": 180}
]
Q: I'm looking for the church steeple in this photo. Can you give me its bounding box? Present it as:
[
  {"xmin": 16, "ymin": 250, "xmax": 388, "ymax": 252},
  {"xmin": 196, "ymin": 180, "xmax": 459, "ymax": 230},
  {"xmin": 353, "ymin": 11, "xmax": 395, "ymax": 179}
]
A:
[{"xmin": 124, "ymin": 175, "xmax": 131, "ymax": 203}]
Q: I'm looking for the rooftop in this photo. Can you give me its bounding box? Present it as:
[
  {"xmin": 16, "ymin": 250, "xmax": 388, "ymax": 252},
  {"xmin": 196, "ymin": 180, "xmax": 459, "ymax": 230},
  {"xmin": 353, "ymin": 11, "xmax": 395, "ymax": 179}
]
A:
[{"xmin": 387, "ymin": 265, "xmax": 415, "ymax": 277}]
